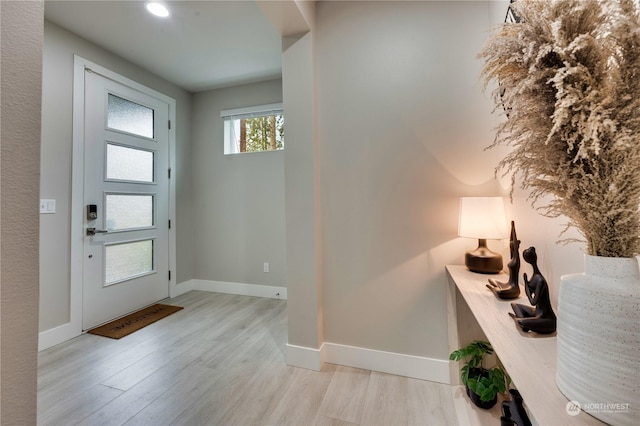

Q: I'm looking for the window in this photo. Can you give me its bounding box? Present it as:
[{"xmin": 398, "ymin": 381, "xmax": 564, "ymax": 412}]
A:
[
  {"xmin": 107, "ymin": 94, "xmax": 155, "ymax": 139},
  {"xmin": 105, "ymin": 239, "xmax": 154, "ymax": 285},
  {"xmin": 222, "ymin": 103, "xmax": 284, "ymax": 155},
  {"xmin": 106, "ymin": 143, "xmax": 155, "ymax": 183}
]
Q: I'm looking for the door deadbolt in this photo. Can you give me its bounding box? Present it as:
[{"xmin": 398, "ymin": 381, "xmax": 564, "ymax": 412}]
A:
[{"xmin": 87, "ymin": 204, "xmax": 98, "ymax": 221}]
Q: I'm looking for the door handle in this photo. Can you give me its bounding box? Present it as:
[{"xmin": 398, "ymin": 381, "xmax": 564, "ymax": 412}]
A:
[{"xmin": 86, "ymin": 227, "xmax": 109, "ymax": 236}]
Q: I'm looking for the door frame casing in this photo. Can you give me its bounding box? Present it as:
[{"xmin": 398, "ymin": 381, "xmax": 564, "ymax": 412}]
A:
[{"xmin": 38, "ymin": 56, "xmax": 177, "ymax": 350}]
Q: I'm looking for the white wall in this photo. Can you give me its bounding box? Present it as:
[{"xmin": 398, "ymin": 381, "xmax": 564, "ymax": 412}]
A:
[
  {"xmin": 309, "ymin": 0, "xmax": 585, "ymax": 367},
  {"xmin": 191, "ymin": 79, "xmax": 286, "ymax": 289},
  {"xmin": 315, "ymin": 0, "xmax": 514, "ymax": 360},
  {"xmin": 39, "ymin": 21, "xmax": 193, "ymax": 332},
  {"xmin": 282, "ymin": 29, "xmax": 325, "ymax": 357},
  {"xmin": 0, "ymin": 1, "xmax": 43, "ymax": 422}
]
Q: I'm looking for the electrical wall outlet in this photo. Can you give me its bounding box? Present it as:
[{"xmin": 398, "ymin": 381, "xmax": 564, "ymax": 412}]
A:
[{"xmin": 263, "ymin": 262, "xmax": 270, "ymax": 273}]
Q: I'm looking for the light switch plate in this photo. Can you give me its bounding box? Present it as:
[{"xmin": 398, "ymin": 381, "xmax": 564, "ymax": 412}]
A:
[{"xmin": 40, "ymin": 199, "xmax": 56, "ymax": 214}]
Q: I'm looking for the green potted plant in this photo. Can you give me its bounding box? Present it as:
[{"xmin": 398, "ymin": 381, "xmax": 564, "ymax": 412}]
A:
[{"xmin": 449, "ymin": 340, "xmax": 508, "ymax": 409}]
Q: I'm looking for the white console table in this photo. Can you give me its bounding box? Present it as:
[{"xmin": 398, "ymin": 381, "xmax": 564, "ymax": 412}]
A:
[{"xmin": 446, "ymin": 265, "xmax": 604, "ymax": 425}]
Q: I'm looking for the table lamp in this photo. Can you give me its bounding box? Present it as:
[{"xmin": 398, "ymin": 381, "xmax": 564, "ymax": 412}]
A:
[{"xmin": 458, "ymin": 197, "xmax": 509, "ymax": 274}]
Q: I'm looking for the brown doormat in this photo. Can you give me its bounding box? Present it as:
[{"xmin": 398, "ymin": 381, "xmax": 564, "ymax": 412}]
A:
[{"xmin": 87, "ymin": 304, "xmax": 184, "ymax": 339}]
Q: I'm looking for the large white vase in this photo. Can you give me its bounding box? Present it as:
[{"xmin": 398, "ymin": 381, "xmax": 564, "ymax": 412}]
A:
[{"xmin": 557, "ymin": 255, "xmax": 640, "ymax": 425}]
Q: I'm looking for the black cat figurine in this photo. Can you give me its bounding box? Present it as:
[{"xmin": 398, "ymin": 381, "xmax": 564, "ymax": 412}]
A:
[
  {"xmin": 487, "ymin": 221, "xmax": 521, "ymax": 299},
  {"xmin": 509, "ymin": 247, "xmax": 556, "ymax": 334}
]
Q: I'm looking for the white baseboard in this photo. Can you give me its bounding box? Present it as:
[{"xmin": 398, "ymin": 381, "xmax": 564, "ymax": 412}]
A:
[
  {"xmin": 170, "ymin": 279, "xmax": 194, "ymax": 298},
  {"xmin": 323, "ymin": 342, "xmax": 451, "ymax": 384},
  {"xmin": 191, "ymin": 279, "xmax": 287, "ymax": 300},
  {"xmin": 287, "ymin": 343, "xmax": 325, "ymax": 371},
  {"xmin": 38, "ymin": 322, "xmax": 81, "ymax": 351},
  {"xmin": 286, "ymin": 341, "xmax": 451, "ymax": 383}
]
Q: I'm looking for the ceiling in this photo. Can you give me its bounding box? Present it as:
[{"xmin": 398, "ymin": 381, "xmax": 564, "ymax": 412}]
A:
[{"xmin": 44, "ymin": 0, "xmax": 285, "ymax": 93}]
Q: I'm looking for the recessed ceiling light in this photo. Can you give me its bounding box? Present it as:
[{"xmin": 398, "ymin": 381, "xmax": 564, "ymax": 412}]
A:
[{"xmin": 145, "ymin": 2, "xmax": 170, "ymax": 18}]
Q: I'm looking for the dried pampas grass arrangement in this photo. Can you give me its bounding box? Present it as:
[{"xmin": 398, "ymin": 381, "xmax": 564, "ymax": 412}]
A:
[{"xmin": 480, "ymin": 0, "xmax": 640, "ymax": 257}]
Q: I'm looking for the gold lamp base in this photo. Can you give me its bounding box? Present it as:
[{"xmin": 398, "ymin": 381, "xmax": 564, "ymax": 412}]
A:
[{"xmin": 465, "ymin": 239, "xmax": 503, "ymax": 274}]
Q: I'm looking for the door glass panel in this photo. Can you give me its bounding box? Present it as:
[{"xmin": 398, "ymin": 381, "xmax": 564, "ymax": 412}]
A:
[
  {"xmin": 107, "ymin": 94, "xmax": 154, "ymax": 138},
  {"xmin": 105, "ymin": 240, "xmax": 154, "ymax": 285},
  {"xmin": 106, "ymin": 144, "xmax": 154, "ymax": 183},
  {"xmin": 106, "ymin": 194, "xmax": 154, "ymax": 231}
]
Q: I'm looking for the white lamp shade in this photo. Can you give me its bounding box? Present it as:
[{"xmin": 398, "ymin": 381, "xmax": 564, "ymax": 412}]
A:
[{"xmin": 458, "ymin": 197, "xmax": 509, "ymax": 239}]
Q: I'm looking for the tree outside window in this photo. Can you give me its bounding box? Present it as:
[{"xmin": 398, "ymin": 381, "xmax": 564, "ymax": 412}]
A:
[
  {"xmin": 239, "ymin": 114, "xmax": 284, "ymax": 153},
  {"xmin": 222, "ymin": 103, "xmax": 284, "ymax": 155}
]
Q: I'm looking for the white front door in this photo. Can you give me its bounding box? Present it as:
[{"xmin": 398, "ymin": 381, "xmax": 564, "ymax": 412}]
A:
[{"xmin": 82, "ymin": 70, "xmax": 170, "ymax": 330}]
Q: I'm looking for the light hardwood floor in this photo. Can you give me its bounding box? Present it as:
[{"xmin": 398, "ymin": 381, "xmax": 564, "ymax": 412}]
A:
[{"xmin": 38, "ymin": 291, "xmax": 458, "ymax": 426}]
